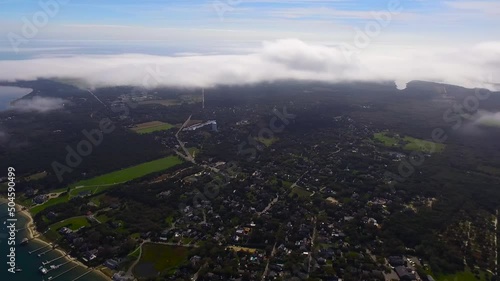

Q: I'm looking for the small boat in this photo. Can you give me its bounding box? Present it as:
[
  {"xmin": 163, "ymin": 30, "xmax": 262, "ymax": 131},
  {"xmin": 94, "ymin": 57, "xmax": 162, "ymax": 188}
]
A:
[
  {"xmin": 39, "ymin": 266, "xmax": 48, "ymax": 275},
  {"xmin": 15, "ymin": 268, "xmax": 22, "ymax": 272},
  {"xmin": 20, "ymin": 238, "xmax": 29, "ymax": 245}
]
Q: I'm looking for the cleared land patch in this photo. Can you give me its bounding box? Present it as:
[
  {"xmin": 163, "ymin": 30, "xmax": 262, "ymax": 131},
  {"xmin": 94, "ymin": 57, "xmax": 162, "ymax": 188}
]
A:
[
  {"xmin": 289, "ymin": 186, "xmax": 312, "ymax": 198},
  {"xmin": 30, "ymin": 156, "xmax": 183, "ymax": 215},
  {"xmin": 373, "ymin": 132, "xmax": 445, "ymax": 153},
  {"xmin": 139, "ymin": 95, "xmax": 201, "ymax": 107},
  {"xmin": 131, "ymin": 121, "xmax": 174, "ymax": 134},
  {"xmin": 255, "ymin": 137, "xmax": 279, "ymax": 147},
  {"xmin": 133, "ymin": 243, "xmax": 189, "ymax": 278}
]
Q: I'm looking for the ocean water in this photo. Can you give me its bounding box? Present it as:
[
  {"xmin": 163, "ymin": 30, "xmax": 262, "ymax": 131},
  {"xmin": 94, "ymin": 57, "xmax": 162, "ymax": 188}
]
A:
[
  {"xmin": 0, "ymin": 86, "xmax": 32, "ymax": 110},
  {"xmin": 0, "ymin": 200, "xmax": 109, "ymax": 281}
]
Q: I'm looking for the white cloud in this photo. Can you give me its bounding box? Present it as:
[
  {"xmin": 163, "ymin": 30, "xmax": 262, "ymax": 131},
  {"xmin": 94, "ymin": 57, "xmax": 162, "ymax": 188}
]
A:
[
  {"xmin": 0, "ymin": 39, "xmax": 498, "ymax": 91},
  {"xmin": 474, "ymin": 111, "xmax": 500, "ymax": 127},
  {"xmin": 10, "ymin": 97, "xmax": 67, "ymax": 113},
  {"xmin": 445, "ymin": 1, "xmax": 500, "ymax": 15}
]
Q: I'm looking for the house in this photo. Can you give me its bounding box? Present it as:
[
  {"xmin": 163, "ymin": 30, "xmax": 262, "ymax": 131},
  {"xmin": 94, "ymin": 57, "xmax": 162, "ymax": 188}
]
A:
[
  {"xmin": 33, "ymin": 194, "xmax": 47, "ymax": 204},
  {"xmin": 77, "ymin": 190, "xmax": 92, "ymax": 198},
  {"xmin": 112, "ymin": 271, "xmax": 133, "ymax": 281},
  {"xmin": 82, "ymin": 250, "xmax": 97, "ymax": 262},
  {"xmin": 395, "ymin": 266, "xmax": 416, "ymax": 281},
  {"xmin": 388, "ymin": 256, "xmax": 405, "ymax": 267},
  {"xmin": 58, "ymin": 227, "xmax": 72, "ymax": 235},
  {"xmin": 190, "ymin": 255, "xmax": 202, "ymax": 265},
  {"xmin": 104, "ymin": 259, "xmax": 119, "ymax": 269}
]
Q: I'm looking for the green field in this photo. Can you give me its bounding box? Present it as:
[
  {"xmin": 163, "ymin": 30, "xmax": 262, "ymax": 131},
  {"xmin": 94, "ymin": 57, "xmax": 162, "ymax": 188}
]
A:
[
  {"xmin": 131, "ymin": 121, "xmax": 174, "ymax": 134},
  {"xmin": 373, "ymin": 132, "xmax": 399, "ymax": 147},
  {"xmin": 69, "ymin": 156, "xmax": 183, "ymax": 189},
  {"xmin": 45, "ymin": 216, "xmax": 91, "ymax": 240},
  {"xmin": 289, "ymin": 186, "xmax": 312, "ymax": 198},
  {"xmin": 30, "ymin": 194, "xmax": 69, "ymax": 215},
  {"xmin": 403, "ymin": 136, "xmax": 446, "ymax": 153},
  {"xmin": 255, "ymin": 137, "xmax": 279, "ymax": 147},
  {"xmin": 478, "ymin": 165, "xmax": 500, "ymax": 176},
  {"xmin": 436, "ymin": 269, "xmax": 491, "ymax": 281},
  {"xmin": 50, "ymin": 216, "xmax": 90, "ymax": 231},
  {"xmin": 30, "ymin": 156, "xmax": 183, "ymax": 215},
  {"xmin": 374, "ymin": 132, "xmax": 445, "ymax": 153},
  {"xmin": 133, "ymin": 243, "xmax": 189, "ymax": 277}
]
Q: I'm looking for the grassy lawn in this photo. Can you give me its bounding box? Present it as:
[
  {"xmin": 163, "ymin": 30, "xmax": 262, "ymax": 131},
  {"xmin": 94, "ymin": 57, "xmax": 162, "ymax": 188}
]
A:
[
  {"xmin": 69, "ymin": 156, "xmax": 183, "ymax": 189},
  {"xmin": 436, "ymin": 268, "xmax": 491, "ymax": 281},
  {"xmin": 131, "ymin": 121, "xmax": 174, "ymax": 134},
  {"xmin": 373, "ymin": 132, "xmax": 399, "ymax": 147},
  {"xmin": 128, "ymin": 246, "xmax": 141, "ymax": 259},
  {"xmin": 478, "ymin": 165, "xmax": 500, "ymax": 176},
  {"xmin": 477, "ymin": 118, "xmax": 500, "ymax": 128},
  {"xmin": 255, "ymin": 137, "xmax": 279, "ymax": 147},
  {"xmin": 96, "ymin": 213, "xmax": 110, "ymax": 223},
  {"xmin": 31, "ymin": 156, "xmax": 183, "ymax": 215},
  {"xmin": 133, "ymin": 243, "xmax": 189, "ymax": 277},
  {"xmin": 45, "ymin": 216, "xmax": 90, "ymax": 240},
  {"xmin": 289, "ymin": 186, "xmax": 312, "ymax": 198},
  {"xmin": 403, "ymin": 136, "xmax": 446, "ymax": 153},
  {"xmin": 374, "ymin": 132, "xmax": 445, "ymax": 153},
  {"xmin": 30, "ymin": 194, "xmax": 69, "ymax": 215},
  {"xmin": 139, "ymin": 99, "xmax": 182, "ymax": 107},
  {"xmin": 50, "ymin": 216, "xmax": 90, "ymax": 231}
]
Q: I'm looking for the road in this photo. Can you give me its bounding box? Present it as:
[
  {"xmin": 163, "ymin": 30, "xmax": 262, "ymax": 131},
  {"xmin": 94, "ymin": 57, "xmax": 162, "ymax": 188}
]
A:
[
  {"xmin": 261, "ymin": 242, "xmax": 277, "ymax": 281},
  {"xmin": 257, "ymin": 194, "xmax": 279, "ymax": 216},
  {"xmin": 306, "ymin": 216, "xmax": 317, "ymax": 278}
]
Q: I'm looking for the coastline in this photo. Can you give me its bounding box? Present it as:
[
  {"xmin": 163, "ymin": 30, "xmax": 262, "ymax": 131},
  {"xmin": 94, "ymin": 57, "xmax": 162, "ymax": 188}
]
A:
[{"xmin": 1, "ymin": 197, "xmax": 112, "ymax": 281}]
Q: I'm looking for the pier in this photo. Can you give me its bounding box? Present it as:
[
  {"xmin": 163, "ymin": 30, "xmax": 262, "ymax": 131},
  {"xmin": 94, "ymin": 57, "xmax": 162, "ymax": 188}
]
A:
[
  {"xmin": 29, "ymin": 244, "xmax": 51, "ymax": 254},
  {"xmin": 15, "ymin": 226, "xmax": 28, "ymax": 232},
  {"xmin": 48, "ymin": 264, "xmax": 79, "ymax": 281},
  {"xmin": 38, "ymin": 246, "xmax": 56, "ymax": 257},
  {"xmin": 43, "ymin": 254, "xmax": 67, "ymax": 265},
  {"xmin": 71, "ymin": 269, "xmax": 93, "ymax": 281}
]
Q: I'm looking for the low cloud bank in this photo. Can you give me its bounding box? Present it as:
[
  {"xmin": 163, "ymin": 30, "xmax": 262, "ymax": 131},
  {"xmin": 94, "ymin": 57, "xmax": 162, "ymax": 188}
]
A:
[
  {"xmin": 11, "ymin": 96, "xmax": 66, "ymax": 113},
  {"xmin": 474, "ymin": 111, "xmax": 500, "ymax": 127},
  {"xmin": 0, "ymin": 39, "xmax": 498, "ymax": 91}
]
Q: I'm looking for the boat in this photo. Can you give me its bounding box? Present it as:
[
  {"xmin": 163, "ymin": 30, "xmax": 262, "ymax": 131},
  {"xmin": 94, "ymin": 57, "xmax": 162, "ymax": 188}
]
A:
[
  {"xmin": 39, "ymin": 266, "xmax": 48, "ymax": 275},
  {"xmin": 20, "ymin": 238, "xmax": 29, "ymax": 245},
  {"xmin": 15, "ymin": 267, "xmax": 22, "ymax": 272}
]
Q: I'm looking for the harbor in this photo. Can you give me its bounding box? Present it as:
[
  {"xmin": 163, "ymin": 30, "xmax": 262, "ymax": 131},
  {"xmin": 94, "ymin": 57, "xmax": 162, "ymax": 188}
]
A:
[{"xmin": 0, "ymin": 199, "xmax": 110, "ymax": 281}]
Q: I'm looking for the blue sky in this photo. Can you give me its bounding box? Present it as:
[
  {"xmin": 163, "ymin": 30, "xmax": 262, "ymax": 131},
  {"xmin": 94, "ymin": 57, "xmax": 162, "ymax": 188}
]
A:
[
  {"xmin": 0, "ymin": 0, "xmax": 499, "ymax": 58},
  {"xmin": 0, "ymin": 1, "xmax": 498, "ymax": 91}
]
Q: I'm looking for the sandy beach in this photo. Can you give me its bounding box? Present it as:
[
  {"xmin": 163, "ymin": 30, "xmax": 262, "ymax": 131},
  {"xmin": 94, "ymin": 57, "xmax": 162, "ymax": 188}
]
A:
[{"xmin": 12, "ymin": 201, "xmax": 112, "ymax": 281}]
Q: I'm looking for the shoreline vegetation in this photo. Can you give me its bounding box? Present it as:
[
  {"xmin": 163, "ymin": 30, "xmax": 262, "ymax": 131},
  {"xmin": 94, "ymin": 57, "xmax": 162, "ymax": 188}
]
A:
[{"xmin": 0, "ymin": 197, "xmax": 112, "ymax": 281}]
